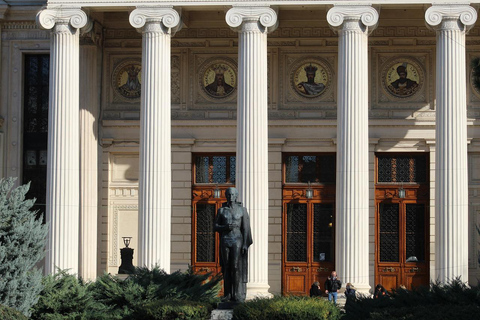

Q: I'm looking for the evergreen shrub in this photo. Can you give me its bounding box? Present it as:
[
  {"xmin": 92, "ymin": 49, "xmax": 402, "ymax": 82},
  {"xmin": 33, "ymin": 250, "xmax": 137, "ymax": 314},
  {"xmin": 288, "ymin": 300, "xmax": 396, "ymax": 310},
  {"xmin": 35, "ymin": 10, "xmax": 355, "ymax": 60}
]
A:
[
  {"xmin": 30, "ymin": 270, "xmax": 109, "ymax": 320},
  {"xmin": 88, "ymin": 266, "xmax": 221, "ymax": 319},
  {"xmin": 0, "ymin": 178, "xmax": 47, "ymax": 317},
  {"xmin": 343, "ymin": 279, "xmax": 480, "ymax": 320},
  {"xmin": 233, "ymin": 296, "xmax": 341, "ymax": 320},
  {"xmin": 139, "ymin": 299, "xmax": 212, "ymax": 320},
  {"xmin": 0, "ymin": 304, "xmax": 28, "ymax": 320}
]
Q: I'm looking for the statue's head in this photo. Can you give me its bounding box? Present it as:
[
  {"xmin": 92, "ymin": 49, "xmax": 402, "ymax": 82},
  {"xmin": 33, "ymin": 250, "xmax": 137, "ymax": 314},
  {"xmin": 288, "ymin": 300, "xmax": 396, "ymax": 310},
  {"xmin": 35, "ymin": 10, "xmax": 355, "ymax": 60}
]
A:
[{"xmin": 225, "ymin": 187, "xmax": 238, "ymax": 203}]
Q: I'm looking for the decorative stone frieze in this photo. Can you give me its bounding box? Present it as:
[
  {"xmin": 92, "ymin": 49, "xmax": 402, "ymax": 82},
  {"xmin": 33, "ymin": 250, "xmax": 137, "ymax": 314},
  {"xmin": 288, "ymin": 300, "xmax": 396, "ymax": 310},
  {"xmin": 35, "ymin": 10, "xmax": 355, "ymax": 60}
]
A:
[
  {"xmin": 425, "ymin": 4, "xmax": 477, "ymax": 283},
  {"xmin": 36, "ymin": 7, "xmax": 89, "ymax": 275},
  {"xmin": 327, "ymin": 5, "xmax": 379, "ymax": 294},
  {"xmin": 226, "ymin": 5, "xmax": 277, "ymax": 300},
  {"xmin": 129, "ymin": 6, "xmax": 181, "ymax": 272}
]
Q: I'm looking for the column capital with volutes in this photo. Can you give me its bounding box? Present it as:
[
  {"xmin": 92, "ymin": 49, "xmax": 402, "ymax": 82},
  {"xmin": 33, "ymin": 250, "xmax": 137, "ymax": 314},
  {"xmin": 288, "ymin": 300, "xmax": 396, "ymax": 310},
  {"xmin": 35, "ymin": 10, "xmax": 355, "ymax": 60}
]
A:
[
  {"xmin": 129, "ymin": 6, "xmax": 181, "ymax": 34},
  {"xmin": 327, "ymin": 5, "xmax": 379, "ymax": 34},
  {"xmin": 36, "ymin": 7, "xmax": 89, "ymax": 30},
  {"xmin": 226, "ymin": 5, "xmax": 278, "ymax": 33},
  {"xmin": 425, "ymin": 4, "xmax": 477, "ymax": 32}
]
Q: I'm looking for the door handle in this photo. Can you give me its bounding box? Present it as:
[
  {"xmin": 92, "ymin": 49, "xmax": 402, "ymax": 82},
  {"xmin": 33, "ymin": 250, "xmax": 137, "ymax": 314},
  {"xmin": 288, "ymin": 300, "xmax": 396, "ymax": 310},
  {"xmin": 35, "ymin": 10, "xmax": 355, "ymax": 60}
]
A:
[{"xmin": 410, "ymin": 267, "xmax": 420, "ymax": 272}]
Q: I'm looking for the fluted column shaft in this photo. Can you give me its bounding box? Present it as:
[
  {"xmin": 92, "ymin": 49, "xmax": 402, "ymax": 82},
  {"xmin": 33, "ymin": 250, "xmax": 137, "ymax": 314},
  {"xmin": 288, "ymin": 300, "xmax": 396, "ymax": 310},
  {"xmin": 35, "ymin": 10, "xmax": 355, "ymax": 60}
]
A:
[
  {"xmin": 129, "ymin": 7, "xmax": 180, "ymax": 271},
  {"xmin": 226, "ymin": 6, "xmax": 277, "ymax": 299},
  {"xmin": 426, "ymin": 5, "xmax": 477, "ymax": 282},
  {"xmin": 79, "ymin": 38, "xmax": 99, "ymax": 280},
  {"xmin": 327, "ymin": 5, "xmax": 378, "ymax": 292},
  {"xmin": 36, "ymin": 8, "xmax": 88, "ymax": 274}
]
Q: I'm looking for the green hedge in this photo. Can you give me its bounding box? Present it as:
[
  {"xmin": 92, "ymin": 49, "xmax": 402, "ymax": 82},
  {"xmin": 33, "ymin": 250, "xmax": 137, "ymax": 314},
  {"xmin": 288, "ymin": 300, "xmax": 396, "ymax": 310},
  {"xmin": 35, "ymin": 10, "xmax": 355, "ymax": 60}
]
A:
[
  {"xmin": 343, "ymin": 279, "xmax": 480, "ymax": 320},
  {"xmin": 139, "ymin": 300, "xmax": 213, "ymax": 320},
  {"xmin": 0, "ymin": 304, "xmax": 28, "ymax": 320},
  {"xmin": 31, "ymin": 267, "xmax": 220, "ymax": 320},
  {"xmin": 233, "ymin": 296, "xmax": 341, "ymax": 320}
]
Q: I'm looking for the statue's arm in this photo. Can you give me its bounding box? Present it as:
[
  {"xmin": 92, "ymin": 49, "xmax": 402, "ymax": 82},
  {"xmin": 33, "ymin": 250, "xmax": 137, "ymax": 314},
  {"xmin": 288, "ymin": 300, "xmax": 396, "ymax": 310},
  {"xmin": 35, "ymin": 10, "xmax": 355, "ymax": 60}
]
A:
[{"xmin": 214, "ymin": 209, "xmax": 228, "ymax": 232}]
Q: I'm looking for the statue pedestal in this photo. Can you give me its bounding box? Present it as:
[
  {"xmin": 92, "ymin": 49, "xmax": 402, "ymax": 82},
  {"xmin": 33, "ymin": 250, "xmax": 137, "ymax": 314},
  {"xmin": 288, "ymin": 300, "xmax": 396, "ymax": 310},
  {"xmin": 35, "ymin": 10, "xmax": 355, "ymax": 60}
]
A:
[
  {"xmin": 210, "ymin": 309, "xmax": 233, "ymax": 320},
  {"xmin": 217, "ymin": 301, "xmax": 240, "ymax": 310}
]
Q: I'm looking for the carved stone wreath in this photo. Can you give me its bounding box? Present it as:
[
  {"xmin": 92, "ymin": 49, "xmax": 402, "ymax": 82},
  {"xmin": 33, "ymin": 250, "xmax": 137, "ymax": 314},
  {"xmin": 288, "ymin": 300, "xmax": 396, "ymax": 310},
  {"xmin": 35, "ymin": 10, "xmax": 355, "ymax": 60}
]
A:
[
  {"xmin": 112, "ymin": 59, "xmax": 142, "ymax": 103},
  {"xmin": 289, "ymin": 57, "xmax": 333, "ymax": 100},
  {"xmin": 381, "ymin": 57, "xmax": 424, "ymax": 100},
  {"xmin": 198, "ymin": 57, "xmax": 237, "ymax": 102}
]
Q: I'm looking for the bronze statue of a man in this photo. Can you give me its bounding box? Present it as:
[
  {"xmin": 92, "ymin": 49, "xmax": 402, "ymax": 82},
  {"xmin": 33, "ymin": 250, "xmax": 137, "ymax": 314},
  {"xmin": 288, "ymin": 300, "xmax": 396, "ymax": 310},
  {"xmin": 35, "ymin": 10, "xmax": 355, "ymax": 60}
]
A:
[{"xmin": 214, "ymin": 187, "xmax": 252, "ymax": 302}]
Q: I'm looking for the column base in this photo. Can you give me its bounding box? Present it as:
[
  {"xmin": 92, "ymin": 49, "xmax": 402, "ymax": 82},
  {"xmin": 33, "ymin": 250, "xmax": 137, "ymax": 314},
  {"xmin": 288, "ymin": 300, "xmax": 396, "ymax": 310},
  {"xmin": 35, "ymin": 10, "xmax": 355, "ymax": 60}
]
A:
[
  {"xmin": 246, "ymin": 283, "xmax": 273, "ymax": 300},
  {"xmin": 350, "ymin": 283, "xmax": 372, "ymax": 295}
]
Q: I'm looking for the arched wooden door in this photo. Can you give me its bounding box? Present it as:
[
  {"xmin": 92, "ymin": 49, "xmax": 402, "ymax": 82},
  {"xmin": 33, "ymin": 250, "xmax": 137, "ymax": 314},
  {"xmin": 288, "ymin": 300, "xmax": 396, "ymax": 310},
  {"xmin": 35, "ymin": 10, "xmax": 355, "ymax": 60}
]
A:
[
  {"xmin": 282, "ymin": 154, "xmax": 336, "ymax": 295},
  {"xmin": 375, "ymin": 153, "xmax": 429, "ymax": 291}
]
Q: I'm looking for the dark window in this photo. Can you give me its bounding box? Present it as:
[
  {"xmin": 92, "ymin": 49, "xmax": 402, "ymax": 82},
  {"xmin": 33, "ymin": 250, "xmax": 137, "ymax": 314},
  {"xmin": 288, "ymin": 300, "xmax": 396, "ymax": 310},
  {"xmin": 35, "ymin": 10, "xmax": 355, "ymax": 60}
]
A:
[
  {"xmin": 195, "ymin": 203, "xmax": 216, "ymax": 263},
  {"xmin": 377, "ymin": 154, "xmax": 427, "ymax": 183},
  {"xmin": 194, "ymin": 154, "xmax": 236, "ymax": 184},
  {"xmin": 313, "ymin": 203, "xmax": 334, "ymax": 262},
  {"xmin": 405, "ymin": 204, "xmax": 426, "ymax": 263},
  {"xmin": 285, "ymin": 154, "xmax": 335, "ymax": 183},
  {"xmin": 23, "ymin": 54, "xmax": 49, "ymax": 218},
  {"xmin": 286, "ymin": 203, "xmax": 308, "ymax": 262},
  {"xmin": 379, "ymin": 203, "xmax": 400, "ymax": 262}
]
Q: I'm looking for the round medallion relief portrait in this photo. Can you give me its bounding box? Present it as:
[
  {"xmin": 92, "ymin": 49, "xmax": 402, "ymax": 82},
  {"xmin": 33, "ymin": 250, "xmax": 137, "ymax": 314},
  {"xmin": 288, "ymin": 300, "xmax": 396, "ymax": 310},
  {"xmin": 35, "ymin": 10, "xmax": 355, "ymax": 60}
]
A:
[
  {"xmin": 383, "ymin": 59, "xmax": 423, "ymax": 99},
  {"xmin": 112, "ymin": 60, "xmax": 142, "ymax": 101},
  {"xmin": 470, "ymin": 57, "xmax": 480, "ymax": 98},
  {"xmin": 201, "ymin": 60, "xmax": 237, "ymax": 99},
  {"xmin": 291, "ymin": 60, "xmax": 331, "ymax": 98}
]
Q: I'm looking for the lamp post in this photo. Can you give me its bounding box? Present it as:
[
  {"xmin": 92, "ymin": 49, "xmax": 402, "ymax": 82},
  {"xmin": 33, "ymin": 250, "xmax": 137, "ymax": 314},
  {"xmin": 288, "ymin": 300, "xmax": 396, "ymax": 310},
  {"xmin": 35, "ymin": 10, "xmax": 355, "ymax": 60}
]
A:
[{"xmin": 118, "ymin": 236, "xmax": 134, "ymax": 274}]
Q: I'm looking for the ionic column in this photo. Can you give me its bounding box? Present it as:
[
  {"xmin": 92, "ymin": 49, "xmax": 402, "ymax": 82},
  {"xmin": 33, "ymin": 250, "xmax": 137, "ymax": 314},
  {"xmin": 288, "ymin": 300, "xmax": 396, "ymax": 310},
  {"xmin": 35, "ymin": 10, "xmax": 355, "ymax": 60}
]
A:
[
  {"xmin": 79, "ymin": 23, "xmax": 100, "ymax": 280},
  {"xmin": 226, "ymin": 6, "xmax": 277, "ymax": 299},
  {"xmin": 425, "ymin": 5, "xmax": 477, "ymax": 282},
  {"xmin": 327, "ymin": 5, "xmax": 378, "ymax": 293},
  {"xmin": 129, "ymin": 7, "xmax": 180, "ymax": 272},
  {"xmin": 36, "ymin": 8, "xmax": 88, "ymax": 274}
]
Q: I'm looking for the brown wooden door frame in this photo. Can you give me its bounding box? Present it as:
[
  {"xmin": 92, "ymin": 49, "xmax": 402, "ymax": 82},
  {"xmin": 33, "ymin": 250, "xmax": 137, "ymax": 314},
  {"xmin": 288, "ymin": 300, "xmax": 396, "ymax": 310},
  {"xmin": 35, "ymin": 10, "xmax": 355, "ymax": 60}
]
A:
[
  {"xmin": 375, "ymin": 188, "xmax": 429, "ymax": 291},
  {"xmin": 282, "ymin": 185, "xmax": 335, "ymax": 295}
]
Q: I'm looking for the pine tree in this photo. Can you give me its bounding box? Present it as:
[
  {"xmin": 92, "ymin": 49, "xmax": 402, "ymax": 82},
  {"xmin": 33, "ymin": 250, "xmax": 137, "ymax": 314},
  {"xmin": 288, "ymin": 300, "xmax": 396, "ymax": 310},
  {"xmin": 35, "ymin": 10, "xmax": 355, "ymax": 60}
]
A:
[{"xmin": 0, "ymin": 178, "xmax": 47, "ymax": 316}]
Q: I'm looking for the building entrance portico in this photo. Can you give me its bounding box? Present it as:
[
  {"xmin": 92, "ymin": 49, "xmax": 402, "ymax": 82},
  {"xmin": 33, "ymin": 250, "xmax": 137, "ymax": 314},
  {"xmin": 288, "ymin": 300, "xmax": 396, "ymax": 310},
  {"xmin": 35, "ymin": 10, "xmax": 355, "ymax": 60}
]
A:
[{"xmin": 6, "ymin": 0, "xmax": 475, "ymax": 297}]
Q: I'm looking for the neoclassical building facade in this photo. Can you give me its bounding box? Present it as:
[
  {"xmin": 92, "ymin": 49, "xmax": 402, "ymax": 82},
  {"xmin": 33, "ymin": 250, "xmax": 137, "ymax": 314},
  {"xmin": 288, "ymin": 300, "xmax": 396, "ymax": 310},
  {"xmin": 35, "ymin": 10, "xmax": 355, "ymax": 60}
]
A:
[{"xmin": 1, "ymin": 0, "xmax": 480, "ymax": 296}]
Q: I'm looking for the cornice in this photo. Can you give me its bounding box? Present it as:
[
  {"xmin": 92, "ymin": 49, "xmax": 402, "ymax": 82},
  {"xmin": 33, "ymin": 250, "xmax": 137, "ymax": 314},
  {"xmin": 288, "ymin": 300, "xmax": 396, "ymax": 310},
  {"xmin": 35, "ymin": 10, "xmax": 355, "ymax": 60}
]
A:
[{"xmin": 37, "ymin": 1, "xmax": 480, "ymax": 10}]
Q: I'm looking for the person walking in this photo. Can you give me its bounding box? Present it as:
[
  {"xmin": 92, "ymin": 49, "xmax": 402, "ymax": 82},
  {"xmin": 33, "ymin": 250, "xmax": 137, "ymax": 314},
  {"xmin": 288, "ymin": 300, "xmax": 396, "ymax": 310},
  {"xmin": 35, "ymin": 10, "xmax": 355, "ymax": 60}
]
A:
[{"xmin": 324, "ymin": 271, "xmax": 342, "ymax": 303}]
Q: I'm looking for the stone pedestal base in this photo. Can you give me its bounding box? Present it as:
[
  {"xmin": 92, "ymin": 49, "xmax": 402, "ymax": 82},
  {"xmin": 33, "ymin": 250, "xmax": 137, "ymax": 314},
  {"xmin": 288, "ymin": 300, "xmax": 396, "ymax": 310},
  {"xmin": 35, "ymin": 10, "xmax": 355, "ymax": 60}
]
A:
[
  {"xmin": 245, "ymin": 283, "xmax": 273, "ymax": 300},
  {"xmin": 210, "ymin": 309, "xmax": 233, "ymax": 320}
]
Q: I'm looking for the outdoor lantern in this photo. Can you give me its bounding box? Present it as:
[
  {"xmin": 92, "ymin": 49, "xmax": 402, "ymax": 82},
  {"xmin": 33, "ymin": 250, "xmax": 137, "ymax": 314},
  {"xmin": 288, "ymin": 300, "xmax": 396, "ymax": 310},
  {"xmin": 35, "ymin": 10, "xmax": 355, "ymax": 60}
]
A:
[
  {"xmin": 398, "ymin": 185, "xmax": 406, "ymax": 199},
  {"xmin": 213, "ymin": 184, "xmax": 221, "ymax": 198},
  {"xmin": 122, "ymin": 236, "xmax": 132, "ymax": 248},
  {"xmin": 305, "ymin": 181, "xmax": 314, "ymax": 199}
]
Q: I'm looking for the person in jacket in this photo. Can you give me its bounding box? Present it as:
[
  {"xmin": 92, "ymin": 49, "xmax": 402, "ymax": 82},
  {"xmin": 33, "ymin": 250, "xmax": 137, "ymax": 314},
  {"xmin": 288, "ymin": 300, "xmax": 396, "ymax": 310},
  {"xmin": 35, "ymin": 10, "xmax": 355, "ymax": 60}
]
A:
[
  {"xmin": 324, "ymin": 271, "xmax": 342, "ymax": 303},
  {"xmin": 374, "ymin": 284, "xmax": 388, "ymax": 299},
  {"xmin": 310, "ymin": 281, "xmax": 322, "ymax": 297},
  {"xmin": 345, "ymin": 282, "xmax": 356, "ymax": 300}
]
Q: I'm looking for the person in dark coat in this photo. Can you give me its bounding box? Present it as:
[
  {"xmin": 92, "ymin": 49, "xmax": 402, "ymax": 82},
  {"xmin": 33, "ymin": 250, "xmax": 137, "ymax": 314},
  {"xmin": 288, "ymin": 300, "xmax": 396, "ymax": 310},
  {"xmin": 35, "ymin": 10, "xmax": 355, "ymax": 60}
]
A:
[
  {"xmin": 310, "ymin": 281, "xmax": 322, "ymax": 297},
  {"xmin": 324, "ymin": 271, "xmax": 342, "ymax": 303},
  {"xmin": 374, "ymin": 284, "xmax": 388, "ymax": 299},
  {"xmin": 345, "ymin": 282, "xmax": 356, "ymax": 300}
]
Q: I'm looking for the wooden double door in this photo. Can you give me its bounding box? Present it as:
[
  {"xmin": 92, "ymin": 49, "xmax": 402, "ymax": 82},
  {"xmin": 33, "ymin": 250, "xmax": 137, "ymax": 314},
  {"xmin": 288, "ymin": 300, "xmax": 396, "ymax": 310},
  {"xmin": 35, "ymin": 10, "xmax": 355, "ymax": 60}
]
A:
[
  {"xmin": 282, "ymin": 186, "xmax": 335, "ymax": 295},
  {"xmin": 375, "ymin": 187, "xmax": 429, "ymax": 291}
]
